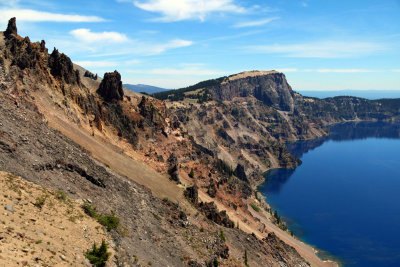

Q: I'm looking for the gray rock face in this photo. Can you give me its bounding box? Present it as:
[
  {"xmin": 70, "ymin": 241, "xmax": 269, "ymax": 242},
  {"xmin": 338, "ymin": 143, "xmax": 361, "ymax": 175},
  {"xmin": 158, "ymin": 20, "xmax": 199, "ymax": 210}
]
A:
[{"xmin": 209, "ymin": 72, "xmax": 295, "ymax": 112}]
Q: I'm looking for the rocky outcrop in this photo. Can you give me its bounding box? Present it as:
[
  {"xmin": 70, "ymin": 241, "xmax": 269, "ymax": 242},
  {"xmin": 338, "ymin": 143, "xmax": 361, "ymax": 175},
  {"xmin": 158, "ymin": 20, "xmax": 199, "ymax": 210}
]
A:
[
  {"xmin": 48, "ymin": 48, "xmax": 80, "ymax": 85},
  {"xmin": 10, "ymin": 37, "xmax": 42, "ymax": 70},
  {"xmin": 199, "ymin": 202, "xmax": 235, "ymax": 228},
  {"xmin": 234, "ymin": 163, "xmax": 249, "ymax": 183},
  {"xmin": 4, "ymin": 17, "xmax": 17, "ymax": 38},
  {"xmin": 97, "ymin": 71, "xmax": 124, "ymax": 102},
  {"xmin": 209, "ymin": 72, "xmax": 295, "ymax": 112},
  {"xmin": 167, "ymin": 153, "xmax": 180, "ymax": 183},
  {"xmin": 84, "ymin": 70, "xmax": 98, "ymax": 80}
]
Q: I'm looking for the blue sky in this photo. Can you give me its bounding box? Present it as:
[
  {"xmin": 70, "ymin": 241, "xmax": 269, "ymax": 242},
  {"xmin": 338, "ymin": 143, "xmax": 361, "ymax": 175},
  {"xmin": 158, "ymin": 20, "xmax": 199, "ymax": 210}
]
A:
[{"xmin": 1, "ymin": 0, "xmax": 400, "ymax": 90}]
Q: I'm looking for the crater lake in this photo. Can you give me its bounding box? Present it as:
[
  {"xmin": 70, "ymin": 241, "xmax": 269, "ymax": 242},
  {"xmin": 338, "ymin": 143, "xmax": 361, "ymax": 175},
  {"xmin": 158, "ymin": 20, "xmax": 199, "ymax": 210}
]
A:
[{"xmin": 259, "ymin": 122, "xmax": 400, "ymax": 266}]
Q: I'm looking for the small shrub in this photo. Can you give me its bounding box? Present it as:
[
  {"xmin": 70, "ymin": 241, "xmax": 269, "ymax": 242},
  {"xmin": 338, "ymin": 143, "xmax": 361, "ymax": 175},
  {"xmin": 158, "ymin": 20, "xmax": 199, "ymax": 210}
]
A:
[
  {"xmin": 179, "ymin": 210, "xmax": 187, "ymax": 220},
  {"xmin": 200, "ymin": 227, "xmax": 204, "ymax": 232},
  {"xmin": 82, "ymin": 203, "xmax": 120, "ymax": 231},
  {"xmin": 34, "ymin": 195, "xmax": 47, "ymax": 209},
  {"xmin": 98, "ymin": 212, "xmax": 120, "ymax": 231},
  {"xmin": 250, "ymin": 203, "xmax": 260, "ymax": 212},
  {"xmin": 274, "ymin": 210, "xmax": 281, "ymax": 224},
  {"xmin": 55, "ymin": 190, "xmax": 67, "ymax": 201},
  {"xmin": 244, "ymin": 250, "xmax": 249, "ymax": 267},
  {"xmin": 82, "ymin": 203, "xmax": 99, "ymax": 218},
  {"xmin": 153, "ymin": 214, "xmax": 161, "ymax": 221},
  {"xmin": 35, "ymin": 240, "xmax": 42, "ymax": 244},
  {"xmin": 86, "ymin": 240, "xmax": 110, "ymax": 267},
  {"xmin": 219, "ymin": 229, "xmax": 226, "ymax": 242}
]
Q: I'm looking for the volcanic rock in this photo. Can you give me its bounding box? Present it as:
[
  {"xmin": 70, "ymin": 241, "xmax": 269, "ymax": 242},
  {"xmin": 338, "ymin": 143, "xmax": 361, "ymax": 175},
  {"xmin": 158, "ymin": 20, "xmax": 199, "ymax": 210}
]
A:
[
  {"xmin": 48, "ymin": 48, "xmax": 80, "ymax": 85},
  {"xmin": 97, "ymin": 71, "xmax": 124, "ymax": 102},
  {"xmin": 199, "ymin": 202, "xmax": 234, "ymax": 228},
  {"xmin": 4, "ymin": 17, "xmax": 17, "ymax": 38},
  {"xmin": 209, "ymin": 71, "xmax": 295, "ymax": 112}
]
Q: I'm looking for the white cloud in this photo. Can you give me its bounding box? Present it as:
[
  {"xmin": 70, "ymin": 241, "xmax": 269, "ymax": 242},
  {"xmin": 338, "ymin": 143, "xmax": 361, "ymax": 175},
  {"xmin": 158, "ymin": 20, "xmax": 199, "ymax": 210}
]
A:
[
  {"xmin": 248, "ymin": 41, "xmax": 385, "ymax": 58},
  {"xmin": 133, "ymin": 0, "xmax": 246, "ymax": 22},
  {"xmin": 70, "ymin": 28, "xmax": 128, "ymax": 43},
  {"xmin": 74, "ymin": 60, "xmax": 119, "ymax": 68},
  {"xmin": 392, "ymin": 69, "xmax": 400, "ymax": 72},
  {"xmin": 316, "ymin": 69, "xmax": 376, "ymax": 73},
  {"xmin": 147, "ymin": 39, "xmax": 193, "ymax": 54},
  {"xmin": 0, "ymin": 9, "xmax": 105, "ymax": 23},
  {"xmin": 233, "ymin": 17, "xmax": 279, "ymax": 28}
]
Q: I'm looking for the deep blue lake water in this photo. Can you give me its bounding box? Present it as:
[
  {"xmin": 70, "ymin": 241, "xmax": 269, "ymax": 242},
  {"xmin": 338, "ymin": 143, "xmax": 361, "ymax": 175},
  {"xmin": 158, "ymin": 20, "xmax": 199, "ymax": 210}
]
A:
[{"xmin": 259, "ymin": 122, "xmax": 400, "ymax": 267}]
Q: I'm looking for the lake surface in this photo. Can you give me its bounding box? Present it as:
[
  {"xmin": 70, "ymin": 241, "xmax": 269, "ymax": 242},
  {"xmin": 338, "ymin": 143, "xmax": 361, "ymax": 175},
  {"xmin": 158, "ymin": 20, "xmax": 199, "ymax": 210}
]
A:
[{"xmin": 259, "ymin": 122, "xmax": 400, "ymax": 266}]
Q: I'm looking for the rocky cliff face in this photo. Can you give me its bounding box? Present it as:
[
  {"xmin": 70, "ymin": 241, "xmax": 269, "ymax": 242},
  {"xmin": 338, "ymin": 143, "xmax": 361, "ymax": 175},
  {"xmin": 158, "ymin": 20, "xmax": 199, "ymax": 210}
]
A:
[
  {"xmin": 296, "ymin": 95, "xmax": 400, "ymax": 123},
  {"xmin": 0, "ymin": 18, "xmax": 343, "ymax": 266},
  {"xmin": 209, "ymin": 71, "xmax": 295, "ymax": 112}
]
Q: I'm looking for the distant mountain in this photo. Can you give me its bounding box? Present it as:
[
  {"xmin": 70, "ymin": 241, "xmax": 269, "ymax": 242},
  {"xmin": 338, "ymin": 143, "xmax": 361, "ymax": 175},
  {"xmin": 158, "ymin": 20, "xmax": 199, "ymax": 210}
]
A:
[
  {"xmin": 297, "ymin": 90, "xmax": 400, "ymax": 100},
  {"xmin": 123, "ymin": 84, "xmax": 167, "ymax": 94}
]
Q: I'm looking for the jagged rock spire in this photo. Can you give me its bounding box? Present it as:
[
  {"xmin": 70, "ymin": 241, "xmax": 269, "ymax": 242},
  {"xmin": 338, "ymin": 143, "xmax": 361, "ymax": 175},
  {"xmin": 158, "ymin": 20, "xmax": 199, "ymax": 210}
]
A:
[
  {"xmin": 5, "ymin": 17, "xmax": 17, "ymax": 37},
  {"xmin": 97, "ymin": 71, "xmax": 124, "ymax": 102}
]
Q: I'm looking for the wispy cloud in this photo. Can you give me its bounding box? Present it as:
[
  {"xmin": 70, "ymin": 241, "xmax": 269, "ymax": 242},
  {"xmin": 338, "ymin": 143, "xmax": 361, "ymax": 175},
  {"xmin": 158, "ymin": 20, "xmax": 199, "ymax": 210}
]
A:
[
  {"xmin": 316, "ymin": 69, "xmax": 376, "ymax": 73},
  {"xmin": 205, "ymin": 30, "xmax": 264, "ymax": 42},
  {"xmin": 277, "ymin": 68, "xmax": 298, "ymax": 72},
  {"xmin": 233, "ymin": 17, "xmax": 279, "ymax": 28},
  {"xmin": 51, "ymin": 30, "xmax": 193, "ymax": 58},
  {"xmin": 0, "ymin": 9, "xmax": 105, "ymax": 23},
  {"xmin": 247, "ymin": 41, "xmax": 386, "ymax": 58},
  {"xmin": 132, "ymin": 0, "xmax": 246, "ymax": 22},
  {"xmin": 147, "ymin": 39, "xmax": 193, "ymax": 54},
  {"xmin": 70, "ymin": 29, "xmax": 128, "ymax": 43},
  {"xmin": 392, "ymin": 69, "xmax": 400, "ymax": 72}
]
